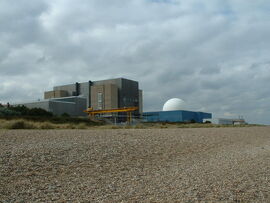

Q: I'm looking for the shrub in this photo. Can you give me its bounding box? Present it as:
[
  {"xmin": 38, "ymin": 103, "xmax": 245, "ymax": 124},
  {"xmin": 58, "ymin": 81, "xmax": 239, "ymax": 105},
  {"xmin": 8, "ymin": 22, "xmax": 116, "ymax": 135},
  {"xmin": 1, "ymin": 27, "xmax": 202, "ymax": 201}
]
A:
[
  {"xmin": 40, "ymin": 122, "xmax": 55, "ymax": 129},
  {"xmin": 8, "ymin": 105, "xmax": 29, "ymax": 115},
  {"xmin": 61, "ymin": 113, "xmax": 70, "ymax": 117},
  {"xmin": 8, "ymin": 105, "xmax": 53, "ymax": 117},
  {"xmin": 76, "ymin": 123, "xmax": 88, "ymax": 129},
  {"xmin": 0, "ymin": 107, "xmax": 21, "ymax": 116},
  {"xmin": 6, "ymin": 120, "xmax": 36, "ymax": 129},
  {"xmin": 28, "ymin": 108, "xmax": 53, "ymax": 117}
]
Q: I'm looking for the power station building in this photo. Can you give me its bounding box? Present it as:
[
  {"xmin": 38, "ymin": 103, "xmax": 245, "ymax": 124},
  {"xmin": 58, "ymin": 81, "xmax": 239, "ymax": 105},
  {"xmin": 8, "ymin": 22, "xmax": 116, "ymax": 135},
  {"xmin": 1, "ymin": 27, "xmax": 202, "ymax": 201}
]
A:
[
  {"xmin": 143, "ymin": 98, "xmax": 212, "ymax": 123},
  {"xmin": 20, "ymin": 81, "xmax": 212, "ymax": 123},
  {"xmin": 143, "ymin": 110, "xmax": 212, "ymax": 123},
  {"xmin": 22, "ymin": 78, "xmax": 143, "ymax": 117}
]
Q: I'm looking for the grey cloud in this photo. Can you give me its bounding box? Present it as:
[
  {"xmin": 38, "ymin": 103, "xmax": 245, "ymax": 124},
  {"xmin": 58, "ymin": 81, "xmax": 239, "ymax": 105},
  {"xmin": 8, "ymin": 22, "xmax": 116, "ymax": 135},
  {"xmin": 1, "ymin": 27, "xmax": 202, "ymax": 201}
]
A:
[{"xmin": 1, "ymin": 0, "xmax": 270, "ymax": 124}]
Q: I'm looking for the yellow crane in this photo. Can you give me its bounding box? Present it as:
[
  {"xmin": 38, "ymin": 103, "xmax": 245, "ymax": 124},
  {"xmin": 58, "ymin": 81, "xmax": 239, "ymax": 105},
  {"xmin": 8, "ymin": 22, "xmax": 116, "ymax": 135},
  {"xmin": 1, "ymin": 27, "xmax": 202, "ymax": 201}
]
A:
[{"xmin": 84, "ymin": 107, "xmax": 138, "ymax": 124}]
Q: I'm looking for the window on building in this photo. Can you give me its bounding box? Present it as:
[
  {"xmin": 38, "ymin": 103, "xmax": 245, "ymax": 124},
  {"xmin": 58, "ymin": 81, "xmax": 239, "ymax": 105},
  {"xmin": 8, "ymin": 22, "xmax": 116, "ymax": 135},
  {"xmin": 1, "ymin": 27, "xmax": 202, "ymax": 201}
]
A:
[{"xmin": 97, "ymin": 92, "xmax": 103, "ymax": 110}]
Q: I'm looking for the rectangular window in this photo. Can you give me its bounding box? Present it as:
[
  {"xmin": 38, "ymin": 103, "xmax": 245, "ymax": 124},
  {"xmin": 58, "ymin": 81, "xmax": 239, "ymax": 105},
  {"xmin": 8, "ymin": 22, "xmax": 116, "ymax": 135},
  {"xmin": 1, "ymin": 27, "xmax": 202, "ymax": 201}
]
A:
[{"xmin": 97, "ymin": 92, "xmax": 103, "ymax": 110}]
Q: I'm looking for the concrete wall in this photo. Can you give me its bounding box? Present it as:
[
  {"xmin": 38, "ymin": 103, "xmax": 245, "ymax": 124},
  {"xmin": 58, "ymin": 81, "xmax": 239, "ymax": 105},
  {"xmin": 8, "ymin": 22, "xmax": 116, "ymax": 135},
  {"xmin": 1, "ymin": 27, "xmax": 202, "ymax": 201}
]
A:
[
  {"xmin": 139, "ymin": 89, "xmax": 143, "ymax": 115},
  {"xmin": 22, "ymin": 97, "xmax": 87, "ymax": 117},
  {"xmin": 92, "ymin": 78, "xmax": 122, "ymax": 89},
  {"xmin": 23, "ymin": 101, "xmax": 50, "ymax": 112},
  {"xmin": 79, "ymin": 82, "xmax": 91, "ymax": 107},
  {"xmin": 91, "ymin": 84, "xmax": 118, "ymax": 110},
  {"xmin": 54, "ymin": 83, "xmax": 77, "ymax": 96},
  {"xmin": 104, "ymin": 84, "xmax": 118, "ymax": 109},
  {"xmin": 217, "ymin": 118, "xmax": 246, "ymax": 125},
  {"xmin": 41, "ymin": 77, "xmax": 142, "ymax": 118},
  {"xmin": 55, "ymin": 90, "xmax": 68, "ymax": 98},
  {"xmin": 44, "ymin": 91, "xmax": 55, "ymax": 99},
  {"xmin": 119, "ymin": 78, "xmax": 139, "ymax": 108},
  {"xmin": 44, "ymin": 90, "xmax": 69, "ymax": 99},
  {"xmin": 49, "ymin": 97, "xmax": 86, "ymax": 117},
  {"xmin": 91, "ymin": 85, "xmax": 105, "ymax": 110},
  {"xmin": 92, "ymin": 78, "xmax": 140, "ymax": 108}
]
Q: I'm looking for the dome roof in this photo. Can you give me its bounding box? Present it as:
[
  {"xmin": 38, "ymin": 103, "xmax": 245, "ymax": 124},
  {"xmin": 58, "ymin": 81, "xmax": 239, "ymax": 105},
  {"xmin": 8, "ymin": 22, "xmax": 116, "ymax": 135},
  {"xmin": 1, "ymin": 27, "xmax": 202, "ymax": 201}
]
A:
[{"xmin": 162, "ymin": 98, "xmax": 185, "ymax": 111}]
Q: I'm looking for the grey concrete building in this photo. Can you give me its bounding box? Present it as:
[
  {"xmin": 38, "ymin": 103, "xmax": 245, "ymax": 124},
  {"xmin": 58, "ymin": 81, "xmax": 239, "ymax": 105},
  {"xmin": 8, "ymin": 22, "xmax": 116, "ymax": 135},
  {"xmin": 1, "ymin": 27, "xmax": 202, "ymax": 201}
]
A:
[
  {"xmin": 216, "ymin": 118, "xmax": 246, "ymax": 125},
  {"xmin": 22, "ymin": 78, "xmax": 143, "ymax": 117},
  {"xmin": 22, "ymin": 97, "xmax": 87, "ymax": 117}
]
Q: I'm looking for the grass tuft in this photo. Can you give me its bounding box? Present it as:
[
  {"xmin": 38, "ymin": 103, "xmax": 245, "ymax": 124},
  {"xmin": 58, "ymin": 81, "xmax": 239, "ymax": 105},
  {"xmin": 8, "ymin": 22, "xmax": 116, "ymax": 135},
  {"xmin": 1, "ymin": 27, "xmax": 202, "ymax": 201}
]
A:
[{"xmin": 6, "ymin": 120, "xmax": 36, "ymax": 129}]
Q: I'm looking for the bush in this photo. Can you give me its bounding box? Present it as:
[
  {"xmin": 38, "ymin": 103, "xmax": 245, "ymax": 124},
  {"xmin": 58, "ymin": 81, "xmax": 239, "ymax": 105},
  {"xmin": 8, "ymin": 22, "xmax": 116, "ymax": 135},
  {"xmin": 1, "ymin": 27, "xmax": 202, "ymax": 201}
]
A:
[
  {"xmin": 8, "ymin": 105, "xmax": 29, "ymax": 115},
  {"xmin": 6, "ymin": 120, "xmax": 36, "ymax": 129},
  {"xmin": 76, "ymin": 123, "xmax": 88, "ymax": 129},
  {"xmin": 40, "ymin": 122, "xmax": 55, "ymax": 129},
  {"xmin": 7, "ymin": 105, "xmax": 53, "ymax": 117},
  {"xmin": 0, "ymin": 107, "xmax": 21, "ymax": 116},
  {"xmin": 28, "ymin": 108, "xmax": 53, "ymax": 117},
  {"xmin": 61, "ymin": 113, "xmax": 70, "ymax": 117}
]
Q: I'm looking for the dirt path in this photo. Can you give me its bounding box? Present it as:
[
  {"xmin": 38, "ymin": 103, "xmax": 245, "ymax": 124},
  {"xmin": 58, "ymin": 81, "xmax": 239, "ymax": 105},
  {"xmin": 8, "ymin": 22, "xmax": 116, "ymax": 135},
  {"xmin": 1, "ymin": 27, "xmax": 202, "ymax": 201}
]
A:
[{"xmin": 0, "ymin": 127, "xmax": 270, "ymax": 202}]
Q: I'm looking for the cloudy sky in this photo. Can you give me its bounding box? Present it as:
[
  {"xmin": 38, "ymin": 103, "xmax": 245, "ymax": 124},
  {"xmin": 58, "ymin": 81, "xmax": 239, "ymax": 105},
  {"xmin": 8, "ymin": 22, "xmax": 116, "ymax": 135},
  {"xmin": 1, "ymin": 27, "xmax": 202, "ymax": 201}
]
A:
[{"xmin": 1, "ymin": 0, "xmax": 270, "ymax": 124}]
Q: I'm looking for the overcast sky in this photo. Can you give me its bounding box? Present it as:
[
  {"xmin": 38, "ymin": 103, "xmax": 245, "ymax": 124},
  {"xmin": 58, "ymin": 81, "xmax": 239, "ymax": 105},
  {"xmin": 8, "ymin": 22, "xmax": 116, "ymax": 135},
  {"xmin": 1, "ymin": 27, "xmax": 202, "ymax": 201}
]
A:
[{"xmin": 1, "ymin": 0, "xmax": 270, "ymax": 124}]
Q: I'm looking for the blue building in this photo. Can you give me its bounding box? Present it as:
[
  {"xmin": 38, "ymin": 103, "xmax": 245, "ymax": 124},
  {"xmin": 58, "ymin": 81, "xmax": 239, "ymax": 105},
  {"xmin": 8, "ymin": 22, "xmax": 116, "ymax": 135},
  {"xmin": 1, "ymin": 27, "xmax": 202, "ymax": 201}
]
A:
[{"xmin": 143, "ymin": 110, "xmax": 212, "ymax": 123}]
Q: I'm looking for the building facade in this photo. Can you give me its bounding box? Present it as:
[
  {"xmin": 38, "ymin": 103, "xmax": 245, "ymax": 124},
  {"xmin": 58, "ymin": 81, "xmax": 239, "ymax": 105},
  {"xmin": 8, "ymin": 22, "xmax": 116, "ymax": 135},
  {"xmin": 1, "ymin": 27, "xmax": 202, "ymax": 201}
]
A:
[
  {"xmin": 143, "ymin": 110, "xmax": 212, "ymax": 123},
  {"xmin": 207, "ymin": 118, "xmax": 246, "ymax": 125},
  {"xmin": 22, "ymin": 97, "xmax": 87, "ymax": 117},
  {"xmin": 22, "ymin": 78, "xmax": 142, "ymax": 117}
]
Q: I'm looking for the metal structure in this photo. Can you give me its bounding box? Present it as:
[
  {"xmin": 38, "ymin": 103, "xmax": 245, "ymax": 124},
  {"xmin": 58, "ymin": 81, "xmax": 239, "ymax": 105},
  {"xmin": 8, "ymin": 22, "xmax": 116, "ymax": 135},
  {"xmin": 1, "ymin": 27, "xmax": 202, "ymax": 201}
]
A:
[
  {"xmin": 84, "ymin": 107, "xmax": 138, "ymax": 124},
  {"xmin": 143, "ymin": 110, "xmax": 212, "ymax": 123},
  {"xmin": 217, "ymin": 118, "xmax": 246, "ymax": 125}
]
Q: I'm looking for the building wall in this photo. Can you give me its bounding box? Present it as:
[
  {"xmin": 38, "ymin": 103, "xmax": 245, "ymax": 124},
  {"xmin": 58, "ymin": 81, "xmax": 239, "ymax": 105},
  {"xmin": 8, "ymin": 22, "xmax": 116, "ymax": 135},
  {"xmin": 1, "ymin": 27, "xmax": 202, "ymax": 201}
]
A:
[
  {"xmin": 44, "ymin": 90, "xmax": 69, "ymax": 99},
  {"xmin": 23, "ymin": 101, "xmax": 50, "ymax": 112},
  {"xmin": 49, "ymin": 97, "xmax": 86, "ymax": 117},
  {"xmin": 54, "ymin": 83, "xmax": 77, "ymax": 96},
  {"xmin": 91, "ymin": 85, "xmax": 105, "ymax": 110},
  {"xmin": 139, "ymin": 89, "xmax": 143, "ymax": 115},
  {"xmin": 22, "ymin": 97, "xmax": 87, "ymax": 117},
  {"xmin": 92, "ymin": 78, "xmax": 122, "ymax": 89},
  {"xmin": 55, "ymin": 90, "xmax": 68, "ymax": 98},
  {"xmin": 41, "ymin": 78, "xmax": 141, "ymax": 117},
  {"xmin": 92, "ymin": 78, "xmax": 140, "ymax": 110},
  {"xmin": 79, "ymin": 81, "xmax": 91, "ymax": 107},
  {"xmin": 217, "ymin": 118, "xmax": 246, "ymax": 125},
  {"xmin": 119, "ymin": 78, "xmax": 139, "ymax": 108},
  {"xmin": 143, "ymin": 110, "xmax": 212, "ymax": 123},
  {"xmin": 91, "ymin": 84, "xmax": 118, "ymax": 110},
  {"xmin": 104, "ymin": 84, "xmax": 118, "ymax": 109},
  {"xmin": 44, "ymin": 91, "xmax": 55, "ymax": 99}
]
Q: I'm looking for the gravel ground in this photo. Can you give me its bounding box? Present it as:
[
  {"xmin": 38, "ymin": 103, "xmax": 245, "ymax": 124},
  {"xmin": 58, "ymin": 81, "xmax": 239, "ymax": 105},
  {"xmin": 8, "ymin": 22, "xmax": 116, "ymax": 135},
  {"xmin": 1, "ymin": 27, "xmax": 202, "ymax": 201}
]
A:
[{"xmin": 0, "ymin": 127, "xmax": 270, "ymax": 202}]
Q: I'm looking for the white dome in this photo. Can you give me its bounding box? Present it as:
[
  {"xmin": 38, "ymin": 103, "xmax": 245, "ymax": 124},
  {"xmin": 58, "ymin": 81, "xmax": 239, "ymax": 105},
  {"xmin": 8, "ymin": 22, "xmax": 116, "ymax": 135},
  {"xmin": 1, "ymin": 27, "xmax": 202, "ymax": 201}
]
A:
[{"xmin": 163, "ymin": 98, "xmax": 185, "ymax": 111}]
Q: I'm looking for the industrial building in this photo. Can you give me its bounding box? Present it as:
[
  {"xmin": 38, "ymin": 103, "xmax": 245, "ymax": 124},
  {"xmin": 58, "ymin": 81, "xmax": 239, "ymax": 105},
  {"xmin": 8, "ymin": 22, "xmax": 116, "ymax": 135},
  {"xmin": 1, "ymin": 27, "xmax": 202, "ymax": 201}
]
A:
[
  {"xmin": 218, "ymin": 118, "xmax": 246, "ymax": 125},
  {"xmin": 20, "ymin": 81, "xmax": 212, "ymax": 123},
  {"xmin": 143, "ymin": 98, "xmax": 212, "ymax": 123},
  {"xmin": 21, "ymin": 96, "xmax": 87, "ymax": 117},
  {"xmin": 21, "ymin": 78, "xmax": 143, "ymax": 118},
  {"xmin": 143, "ymin": 110, "xmax": 212, "ymax": 123}
]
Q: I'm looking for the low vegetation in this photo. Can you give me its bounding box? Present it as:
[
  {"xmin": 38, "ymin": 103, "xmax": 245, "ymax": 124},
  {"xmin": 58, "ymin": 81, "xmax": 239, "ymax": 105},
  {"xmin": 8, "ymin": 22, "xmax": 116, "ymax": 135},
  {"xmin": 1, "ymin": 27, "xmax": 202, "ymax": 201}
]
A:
[
  {"xmin": 0, "ymin": 118, "xmax": 101, "ymax": 129},
  {"xmin": 0, "ymin": 104, "xmax": 103, "ymax": 129},
  {"xmin": 0, "ymin": 105, "xmax": 261, "ymax": 129},
  {"xmin": 97, "ymin": 122, "xmax": 260, "ymax": 130},
  {"xmin": 0, "ymin": 118, "xmax": 260, "ymax": 130}
]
